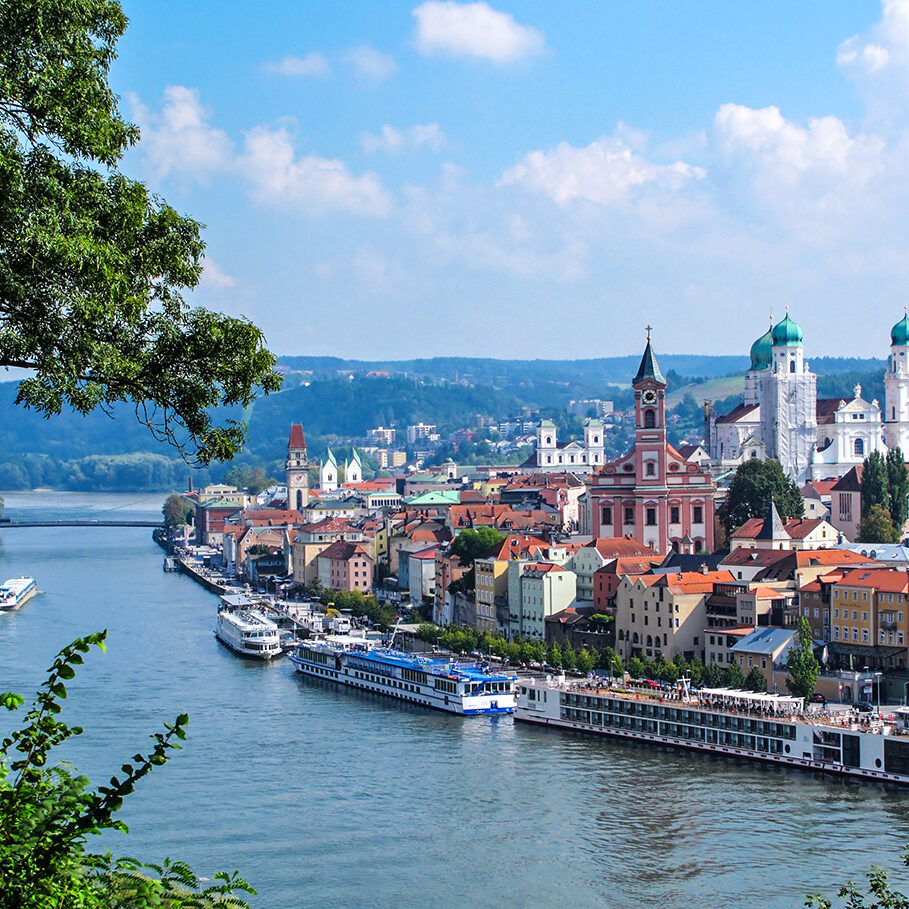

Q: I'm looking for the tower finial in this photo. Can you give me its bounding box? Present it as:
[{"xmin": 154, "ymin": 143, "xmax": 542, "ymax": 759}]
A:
[
  {"xmin": 645, "ymin": 324, "xmax": 652, "ymax": 341},
  {"xmin": 785, "ymin": 304, "xmax": 789, "ymax": 315},
  {"xmin": 769, "ymin": 308, "xmax": 773, "ymax": 327}
]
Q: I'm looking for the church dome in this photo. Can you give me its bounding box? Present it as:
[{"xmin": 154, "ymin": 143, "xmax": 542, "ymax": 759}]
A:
[
  {"xmin": 749, "ymin": 328, "xmax": 773, "ymax": 370},
  {"xmin": 772, "ymin": 313, "xmax": 803, "ymax": 347},
  {"xmin": 892, "ymin": 314, "xmax": 909, "ymax": 347}
]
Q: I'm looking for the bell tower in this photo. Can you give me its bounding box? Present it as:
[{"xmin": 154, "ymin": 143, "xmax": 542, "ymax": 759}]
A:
[{"xmin": 286, "ymin": 423, "xmax": 309, "ymax": 510}]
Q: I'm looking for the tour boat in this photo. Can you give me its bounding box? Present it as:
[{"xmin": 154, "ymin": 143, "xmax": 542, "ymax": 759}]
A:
[
  {"xmin": 290, "ymin": 636, "xmax": 517, "ymax": 715},
  {"xmin": 0, "ymin": 577, "xmax": 38, "ymax": 611},
  {"xmin": 515, "ymin": 677, "xmax": 909, "ymax": 785},
  {"xmin": 215, "ymin": 607, "xmax": 283, "ymax": 659}
]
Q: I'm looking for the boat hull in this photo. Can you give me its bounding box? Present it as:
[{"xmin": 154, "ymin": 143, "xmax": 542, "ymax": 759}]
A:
[
  {"xmin": 0, "ymin": 579, "xmax": 37, "ymax": 611},
  {"xmin": 215, "ymin": 631, "xmax": 283, "ymax": 660}
]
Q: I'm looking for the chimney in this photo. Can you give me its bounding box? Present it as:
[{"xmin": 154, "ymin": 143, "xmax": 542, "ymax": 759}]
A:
[
  {"xmin": 701, "ymin": 562, "xmax": 709, "ymax": 574},
  {"xmin": 188, "ymin": 475, "xmax": 194, "ymax": 494}
]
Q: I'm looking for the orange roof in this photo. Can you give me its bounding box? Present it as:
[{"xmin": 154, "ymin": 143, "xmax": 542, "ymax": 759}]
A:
[
  {"xmin": 836, "ymin": 568, "xmax": 909, "ymax": 593},
  {"xmin": 751, "ymin": 585, "xmax": 786, "ymax": 600},
  {"xmin": 586, "ymin": 537, "xmax": 653, "ymax": 558},
  {"xmin": 288, "ymin": 423, "xmax": 306, "ymax": 449}
]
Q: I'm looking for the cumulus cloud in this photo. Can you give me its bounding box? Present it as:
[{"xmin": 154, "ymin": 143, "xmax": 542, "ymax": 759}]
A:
[
  {"xmin": 838, "ymin": 0, "xmax": 909, "ymax": 76},
  {"xmin": 239, "ymin": 124, "xmax": 392, "ymax": 216},
  {"xmin": 265, "ymin": 53, "xmax": 330, "ymax": 78},
  {"xmin": 360, "ymin": 123, "xmax": 446, "ymax": 154},
  {"xmin": 343, "ymin": 45, "xmax": 397, "ymax": 80},
  {"xmin": 131, "ymin": 85, "xmax": 233, "ymax": 182},
  {"xmin": 200, "ymin": 259, "xmax": 236, "ymax": 289},
  {"xmin": 499, "ymin": 136, "xmax": 705, "ymax": 207},
  {"xmin": 412, "ymin": 1, "xmax": 545, "ymax": 62}
]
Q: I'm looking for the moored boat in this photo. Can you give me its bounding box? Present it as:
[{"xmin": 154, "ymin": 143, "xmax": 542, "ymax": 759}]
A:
[
  {"xmin": 215, "ymin": 598, "xmax": 283, "ymax": 660},
  {"xmin": 516, "ymin": 676, "xmax": 909, "ymax": 785},
  {"xmin": 290, "ymin": 635, "xmax": 517, "ymax": 715},
  {"xmin": 0, "ymin": 577, "xmax": 37, "ymax": 611}
]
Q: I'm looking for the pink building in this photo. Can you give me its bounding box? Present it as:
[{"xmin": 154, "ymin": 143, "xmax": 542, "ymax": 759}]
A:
[
  {"xmin": 317, "ymin": 540, "xmax": 374, "ymax": 592},
  {"xmin": 585, "ymin": 334, "xmax": 716, "ymax": 556}
]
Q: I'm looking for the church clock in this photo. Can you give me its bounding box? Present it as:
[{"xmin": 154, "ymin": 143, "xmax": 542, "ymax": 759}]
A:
[{"xmin": 641, "ymin": 389, "xmax": 658, "ymax": 405}]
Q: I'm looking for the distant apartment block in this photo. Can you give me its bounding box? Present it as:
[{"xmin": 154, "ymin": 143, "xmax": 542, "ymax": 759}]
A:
[
  {"xmin": 369, "ymin": 426, "xmax": 397, "ymax": 445},
  {"xmin": 568, "ymin": 399, "xmax": 614, "ymax": 418},
  {"xmin": 374, "ymin": 449, "xmax": 407, "ymax": 469},
  {"xmin": 407, "ymin": 422, "xmax": 437, "ymax": 444}
]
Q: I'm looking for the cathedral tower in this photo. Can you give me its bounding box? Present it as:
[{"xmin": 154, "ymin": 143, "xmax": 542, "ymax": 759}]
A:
[
  {"xmin": 884, "ymin": 313, "xmax": 909, "ymax": 452},
  {"xmin": 758, "ymin": 312, "xmax": 817, "ymax": 482},
  {"xmin": 320, "ymin": 448, "xmax": 338, "ymax": 492},
  {"xmin": 286, "ymin": 423, "xmax": 309, "ymax": 510}
]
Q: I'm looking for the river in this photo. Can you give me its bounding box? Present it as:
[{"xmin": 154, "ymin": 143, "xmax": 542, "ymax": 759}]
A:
[{"xmin": 0, "ymin": 491, "xmax": 907, "ymax": 908}]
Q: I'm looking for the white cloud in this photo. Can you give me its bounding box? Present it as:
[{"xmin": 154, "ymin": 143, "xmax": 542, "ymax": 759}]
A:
[
  {"xmin": 499, "ymin": 137, "xmax": 705, "ymax": 207},
  {"xmin": 265, "ymin": 53, "xmax": 330, "ymax": 78},
  {"xmin": 412, "ymin": 1, "xmax": 545, "ymax": 63},
  {"xmin": 200, "ymin": 259, "xmax": 236, "ymax": 289},
  {"xmin": 131, "ymin": 85, "xmax": 233, "ymax": 182},
  {"xmin": 239, "ymin": 124, "xmax": 392, "ymax": 216},
  {"xmin": 343, "ymin": 45, "xmax": 397, "ymax": 80},
  {"xmin": 360, "ymin": 123, "xmax": 446, "ymax": 154},
  {"xmin": 838, "ymin": 0, "xmax": 909, "ymax": 76}
]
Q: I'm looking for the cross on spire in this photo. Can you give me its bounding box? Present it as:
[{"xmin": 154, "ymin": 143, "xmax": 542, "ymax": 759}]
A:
[{"xmin": 645, "ymin": 324, "xmax": 652, "ymax": 340}]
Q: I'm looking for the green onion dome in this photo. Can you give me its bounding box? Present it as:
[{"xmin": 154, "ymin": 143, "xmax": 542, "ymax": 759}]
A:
[
  {"xmin": 771, "ymin": 313, "xmax": 803, "ymax": 347},
  {"xmin": 749, "ymin": 328, "xmax": 773, "ymax": 370},
  {"xmin": 892, "ymin": 314, "xmax": 909, "ymax": 347}
]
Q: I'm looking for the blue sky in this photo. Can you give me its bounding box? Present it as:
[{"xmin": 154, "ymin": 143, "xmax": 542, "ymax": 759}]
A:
[{"xmin": 113, "ymin": 0, "xmax": 909, "ymax": 360}]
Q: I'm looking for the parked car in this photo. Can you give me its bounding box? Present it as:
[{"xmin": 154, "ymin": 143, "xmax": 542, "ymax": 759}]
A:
[
  {"xmin": 809, "ymin": 693, "xmax": 827, "ymax": 705},
  {"xmin": 855, "ymin": 701, "xmax": 874, "ymax": 713}
]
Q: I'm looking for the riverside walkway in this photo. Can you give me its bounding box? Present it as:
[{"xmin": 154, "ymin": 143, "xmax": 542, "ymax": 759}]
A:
[{"xmin": 0, "ymin": 519, "xmax": 163, "ymax": 528}]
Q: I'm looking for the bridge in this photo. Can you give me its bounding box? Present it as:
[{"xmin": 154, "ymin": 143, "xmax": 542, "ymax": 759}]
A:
[{"xmin": 0, "ymin": 520, "xmax": 163, "ymax": 528}]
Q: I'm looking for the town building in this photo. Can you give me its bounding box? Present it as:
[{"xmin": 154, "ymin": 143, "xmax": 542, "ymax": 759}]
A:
[
  {"xmin": 526, "ymin": 418, "xmax": 605, "ymax": 475},
  {"xmin": 709, "ymin": 313, "xmax": 909, "ymax": 482},
  {"xmin": 508, "ymin": 562, "xmax": 577, "ymax": 640},
  {"xmin": 406, "ymin": 422, "xmax": 437, "ymax": 444},
  {"xmin": 369, "ymin": 426, "xmax": 397, "ymax": 445},
  {"xmin": 316, "ymin": 540, "xmax": 373, "ymax": 592},
  {"xmin": 286, "ymin": 424, "xmax": 310, "ymax": 510},
  {"xmin": 730, "ymin": 627, "xmax": 799, "ymax": 689},
  {"xmin": 583, "ymin": 333, "xmax": 716, "ymax": 555},
  {"xmin": 729, "ymin": 501, "xmax": 839, "ymax": 551}
]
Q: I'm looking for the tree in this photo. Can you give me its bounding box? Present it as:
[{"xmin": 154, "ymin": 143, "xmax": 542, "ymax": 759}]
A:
[
  {"xmin": 561, "ymin": 641, "xmax": 576, "ymax": 671},
  {"xmin": 857, "ymin": 504, "xmax": 901, "ymax": 544},
  {"xmin": 628, "ymin": 656, "xmax": 647, "ymax": 681},
  {"xmin": 807, "ymin": 845, "xmax": 909, "ymax": 909},
  {"xmin": 162, "ymin": 493, "xmax": 191, "ymax": 528},
  {"xmin": 702, "ymin": 662, "xmax": 725, "ymax": 688},
  {"xmin": 861, "ymin": 451, "xmax": 891, "ymax": 518},
  {"xmin": 0, "ymin": 632, "xmax": 253, "ymax": 907},
  {"xmin": 0, "ymin": 0, "xmax": 281, "ymax": 466},
  {"xmin": 223, "ymin": 465, "xmax": 276, "ymax": 497},
  {"xmin": 449, "ymin": 527, "xmax": 506, "ymax": 569},
  {"xmin": 723, "ymin": 458, "xmax": 805, "ymax": 533},
  {"xmin": 888, "ymin": 447, "xmax": 909, "ymax": 534},
  {"xmin": 725, "ymin": 661, "xmax": 747, "ymax": 689},
  {"xmin": 745, "ymin": 666, "xmax": 767, "ymax": 693},
  {"xmin": 575, "ymin": 649, "xmax": 594, "ymax": 674},
  {"xmin": 547, "ymin": 641, "xmax": 562, "ymax": 668},
  {"xmin": 786, "ymin": 617, "xmax": 820, "ymax": 700}
]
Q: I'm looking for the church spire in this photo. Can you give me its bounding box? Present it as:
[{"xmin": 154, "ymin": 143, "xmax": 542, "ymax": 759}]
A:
[{"xmin": 633, "ymin": 327, "xmax": 666, "ymax": 387}]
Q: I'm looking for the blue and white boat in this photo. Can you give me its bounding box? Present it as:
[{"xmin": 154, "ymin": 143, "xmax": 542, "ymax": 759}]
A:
[
  {"xmin": 290, "ymin": 636, "xmax": 517, "ymax": 715},
  {"xmin": 0, "ymin": 577, "xmax": 37, "ymax": 611}
]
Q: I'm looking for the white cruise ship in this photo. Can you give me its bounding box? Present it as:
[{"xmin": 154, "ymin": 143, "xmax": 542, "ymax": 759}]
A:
[
  {"xmin": 215, "ymin": 596, "xmax": 282, "ymax": 660},
  {"xmin": 516, "ymin": 677, "xmax": 909, "ymax": 785},
  {"xmin": 0, "ymin": 577, "xmax": 37, "ymax": 611},
  {"xmin": 290, "ymin": 635, "xmax": 517, "ymax": 715}
]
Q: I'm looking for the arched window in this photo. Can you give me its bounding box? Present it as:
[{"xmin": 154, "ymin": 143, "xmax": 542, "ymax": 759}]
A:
[
  {"xmin": 646, "ymin": 635, "xmax": 653, "ymax": 647},
  {"xmin": 645, "ymin": 462, "xmax": 655, "ymax": 476},
  {"xmin": 789, "ymin": 360, "xmax": 795, "ymax": 374},
  {"xmin": 632, "ymin": 632, "xmax": 639, "ymax": 644},
  {"xmin": 644, "ymin": 409, "xmax": 656, "ymax": 428},
  {"xmin": 854, "ymin": 438, "xmax": 865, "ymax": 456},
  {"xmin": 545, "ymin": 436, "xmax": 551, "ymax": 445}
]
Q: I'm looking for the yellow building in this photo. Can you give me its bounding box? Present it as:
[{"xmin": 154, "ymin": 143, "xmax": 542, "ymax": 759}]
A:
[{"xmin": 474, "ymin": 556, "xmax": 509, "ymax": 631}]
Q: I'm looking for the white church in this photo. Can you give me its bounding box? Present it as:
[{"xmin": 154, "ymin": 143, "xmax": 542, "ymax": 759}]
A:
[{"xmin": 709, "ymin": 312, "xmax": 909, "ymax": 482}]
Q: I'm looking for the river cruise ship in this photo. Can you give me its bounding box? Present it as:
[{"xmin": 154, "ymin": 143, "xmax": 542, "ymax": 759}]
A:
[
  {"xmin": 215, "ymin": 600, "xmax": 282, "ymax": 660},
  {"xmin": 290, "ymin": 636, "xmax": 517, "ymax": 715},
  {"xmin": 516, "ymin": 677, "xmax": 909, "ymax": 785},
  {"xmin": 0, "ymin": 577, "xmax": 37, "ymax": 611}
]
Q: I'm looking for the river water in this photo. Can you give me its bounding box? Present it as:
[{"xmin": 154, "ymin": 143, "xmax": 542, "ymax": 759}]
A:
[{"xmin": 1, "ymin": 491, "xmax": 908, "ymax": 908}]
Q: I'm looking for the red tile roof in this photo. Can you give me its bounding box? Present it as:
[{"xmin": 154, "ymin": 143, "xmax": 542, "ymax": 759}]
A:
[
  {"xmin": 715, "ymin": 403, "xmax": 759, "ymax": 424},
  {"xmin": 318, "ymin": 540, "xmax": 370, "ymax": 562},
  {"xmin": 288, "ymin": 423, "xmax": 306, "ymax": 449},
  {"xmin": 836, "ymin": 568, "xmax": 909, "ymax": 593},
  {"xmin": 586, "ymin": 537, "xmax": 653, "ymax": 558}
]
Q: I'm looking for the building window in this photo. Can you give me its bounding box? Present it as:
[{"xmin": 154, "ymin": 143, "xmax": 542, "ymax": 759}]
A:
[
  {"xmin": 602, "ymin": 506, "xmax": 613, "ymax": 525},
  {"xmin": 644, "ymin": 409, "xmax": 656, "ymax": 428},
  {"xmin": 670, "ymin": 506, "xmax": 679, "ymax": 524},
  {"xmin": 862, "ymin": 629, "xmax": 869, "ymax": 643},
  {"xmin": 693, "ymin": 506, "xmax": 703, "ymax": 524},
  {"xmin": 789, "ymin": 360, "xmax": 795, "ymax": 374},
  {"xmin": 646, "ymin": 507, "xmax": 657, "ymax": 526},
  {"xmin": 624, "ymin": 507, "xmax": 634, "ymax": 524},
  {"xmin": 646, "ymin": 462, "xmax": 655, "ymax": 476},
  {"xmin": 833, "ymin": 626, "xmax": 839, "ymax": 639},
  {"xmin": 854, "ymin": 438, "xmax": 865, "ymax": 456}
]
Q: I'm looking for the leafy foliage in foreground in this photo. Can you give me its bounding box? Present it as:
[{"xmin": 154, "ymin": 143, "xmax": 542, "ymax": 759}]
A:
[
  {"xmin": 0, "ymin": 0, "xmax": 280, "ymax": 465},
  {"xmin": 0, "ymin": 632, "xmax": 254, "ymax": 908},
  {"xmin": 807, "ymin": 846, "xmax": 909, "ymax": 908}
]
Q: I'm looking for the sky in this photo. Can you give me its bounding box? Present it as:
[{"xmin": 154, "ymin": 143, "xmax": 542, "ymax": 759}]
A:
[{"xmin": 110, "ymin": 0, "xmax": 909, "ymax": 360}]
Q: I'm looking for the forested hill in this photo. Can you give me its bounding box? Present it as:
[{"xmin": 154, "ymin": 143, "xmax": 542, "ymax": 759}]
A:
[{"xmin": 0, "ymin": 354, "xmax": 889, "ymax": 491}]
